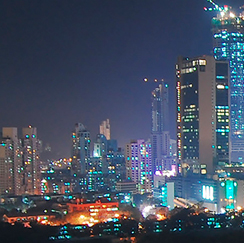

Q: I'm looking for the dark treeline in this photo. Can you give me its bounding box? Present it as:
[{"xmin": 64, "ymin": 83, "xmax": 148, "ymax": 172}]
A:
[
  {"xmin": 0, "ymin": 222, "xmax": 57, "ymax": 243},
  {"xmin": 0, "ymin": 222, "xmax": 116, "ymax": 243},
  {"xmin": 137, "ymin": 229, "xmax": 244, "ymax": 243}
]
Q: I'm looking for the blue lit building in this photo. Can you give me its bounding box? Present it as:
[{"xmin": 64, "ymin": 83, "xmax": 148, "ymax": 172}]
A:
[
  {"xmin": 71, "ymin": 123, "xmax": 91, "ymax": 192},
  {"xmin": 166, "ymin": 175, "xmax": 219, "ymax": 212},
  {"xmin": 106, "ymin": 147, "xmax": 126, "ymax": 187},
  {"xmin": 71, "ymin": 123, "xmax": 91, "ymax": 176},
  {"xmin": 87, "ymin": 157, "xmax": 104, "ymax": 191},
  {"xmin": 151, "ymin": 83, "xmax": 170, "ymax": 174},
  {"xmin": 151, "ymin": 83, "xmax": 169, "ymax": 133},
  {"xmin": 211, "ymin": 6, "xmax": 244, "ymax": 162},
  {"xmin": 41, "ymin": 168, "xmax": 72, "ymax": 194},
  {"xmin": 153, "ymin": 182, "xmax": 174, "ymax": 210},
  {"xmin": 176, "ymin": 55, "xmax": 229, "ymax": 175},
  {"xmin": 125, "ymin": 139, "xmax": 152, "ymax": 193}
]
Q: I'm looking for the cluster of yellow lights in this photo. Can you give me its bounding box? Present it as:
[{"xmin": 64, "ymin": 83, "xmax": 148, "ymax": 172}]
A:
[
  {"xmin": 220, "ymin": 11, "xmax": 236, "ymax": 19},
  {"xmin": 77, "ymin": 212, "xmax": 121, "ymax": 227},
  {"xmin": 144, "ymin": 78, "xmax": 164, "ymax": 82},
  {"xmin": 156, "ymin": 214, "xmax": 166, "ymax": 221}
]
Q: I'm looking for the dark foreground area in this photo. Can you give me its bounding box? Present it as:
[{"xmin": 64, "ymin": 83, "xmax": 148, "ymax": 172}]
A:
[
  {"xmin": 137, "ymin": 229, "xmax": 244, "ymax": 243},
  {"xmin": 2, "ymin": 221, "xmax": 244, "ymax": 243}
]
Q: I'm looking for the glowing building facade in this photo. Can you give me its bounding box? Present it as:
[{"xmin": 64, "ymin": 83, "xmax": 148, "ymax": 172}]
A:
[
  {"xmin": 176, "ymin": 55, "xmax": 229, "ymax": 175},
  {"xmin": 211, "ymin": 5, "xmax": 244, "ymax": 162},
  {"xmin": 126, "ymin": 139, "xmax": 152, "ymax": 194},
  {"xmin": 0, "ymin": 126, "xmax": 42, "ymax": 195},
  {"xmin": 151, "ymin": 83, "xmax": 169, "ymax": 174},
  {"xmin": 0, "ymin": 128, "xmax": 21, "ymax": 195},
  {"xmin": 21, "ymin": 126, "xmax": 42, "ymax": 195},
  {"xmin": 99, "ymin": 119, "xmax": 110, "ymax": 140},
  {"xmin": 151, "ymin": 83, "xmax": 169, "ymax": 133},
  {"xmin": 71, "ymin": 123, "xmax": 91, "ymax": 192},
  {"xmin": 71, "ymin": 123, "xmax": 91, "ymax": 176}
]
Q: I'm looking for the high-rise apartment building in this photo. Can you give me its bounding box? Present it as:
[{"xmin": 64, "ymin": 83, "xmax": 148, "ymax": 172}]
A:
[
  {"xmin": 71, "ymin": 123, "xmax": 91, "ymax": 176},
  {"xmin": 0, "ymin": 128, "xmax": 21, "ymax": 195},
  {"xmin": 151, "ymin": 83, "xmax": 170, "ymax": 174},
  {"xmin": 210, "ymin": 5, "xmax": 244, "ymax": 162},
  {"xmin": 87, "ymin": 157, "xmax": 104, "ymax": 191},
  {"xmin": 107, "ymin": 147, "xmax": 126, "ymax": 185},
  {"xmin": 126, "ymin": 139, "xmax": 152, "ymax": 194},
  {"xmin": 151, "ymin": 83, "xmax": 169, "ymax": 133},
  {"xmin": 151, "ymin": 133, "xmax": 163, "ymax": 172},
  {"xmin": 99, "ymin": 119, "xmax": 110, "ymax": 140},
  {"xmin": 93, "ymin": 134, "xmax": 108, "ymax": 174},
  {"xmin": 21, "ymin": 126, "xmax": 42, "ymax": 195},
  {"xmin": 0, "ymin": 126, "xmax": 42, "ymax": 196},
  {"xmin": 176, "ymin": 55, "xmax": 229, "ymax": 175},
  {"xmin": 93, "ymin": 134, "xmax": 125, "ymax": 191}
]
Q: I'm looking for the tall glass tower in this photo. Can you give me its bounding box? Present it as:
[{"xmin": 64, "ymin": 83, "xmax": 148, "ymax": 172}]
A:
[
  {"xmin": 151, "ymin": 83, "xmax": 169, "ymax": 174},
  {"xmin": 176, "ymin": 55, "xmax": 229, "ymax": 175},
  {"xmin": 151, "ymin": 83, "xmax": 169, "ymax": 133},
  {"xmin": 210, "ymin": 5, "xmax": 244, "ymax": 161}
]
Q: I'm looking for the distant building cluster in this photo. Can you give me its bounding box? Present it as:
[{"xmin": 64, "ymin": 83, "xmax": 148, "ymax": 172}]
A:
[
  {"xmin": 0, "ymin": 126, "xmax": 41, "ymax": 195},
  {"xmin": 39, "ymin": 119, "xmax": 126, "ymax": 195},
  {"xmin": 125, "ymin": 82, "xmax": 177, "ymax": 195},
  {"xmin": 2, "ymin": 1, "xmax": 244, "ymax": 219},
  {"xmin": 173, "ymin": 3, "xmax": 244, "ymax": 213}
]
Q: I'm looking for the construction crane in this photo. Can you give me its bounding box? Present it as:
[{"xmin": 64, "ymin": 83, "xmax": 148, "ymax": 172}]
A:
[
  {"xmin": 204, "ymin": 0, "xmax": 231, "ymax": 13},
  {"xmin": 204, "ymin": 0, "xmax": 221, "ymax": 12},
  {"xmin": 203, "ymin": 0, "xmax": 240, "ymax": 19}
]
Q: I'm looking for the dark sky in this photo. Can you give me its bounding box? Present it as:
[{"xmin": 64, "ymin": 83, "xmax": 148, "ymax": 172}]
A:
[{"xmin": 0, "ymin": 0, "xmax": 243, "ymax": 158}]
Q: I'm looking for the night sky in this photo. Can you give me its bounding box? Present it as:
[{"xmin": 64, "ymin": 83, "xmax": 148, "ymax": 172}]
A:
[{"xmin": 0, "ymin": 0, "xmax": 243, "ymax": 158}]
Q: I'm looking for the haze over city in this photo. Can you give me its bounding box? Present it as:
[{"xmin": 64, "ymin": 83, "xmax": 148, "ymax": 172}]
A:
[
  {"xmin": 1, "ymin": 0, "xmax": 242, "ymax": 158},
  {"xmin": 1, "ymin": 1, "xmax": 244, "ymax": 242}
]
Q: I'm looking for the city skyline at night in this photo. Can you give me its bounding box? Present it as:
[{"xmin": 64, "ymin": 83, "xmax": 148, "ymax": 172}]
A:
[
  {"xmin": 1, "ymin": 0, "xmax": 243, "ymax": 159},
  {"xmin": 2, "ymin": 2, "xmax": 244, "ymax": 241},
  {"xmin": 176, "ymin": 55, "xmax": 229, "ymax": 175},
  {"xmin": 208, "ymin": 2, "xmax": 244, "ymax": 162}
]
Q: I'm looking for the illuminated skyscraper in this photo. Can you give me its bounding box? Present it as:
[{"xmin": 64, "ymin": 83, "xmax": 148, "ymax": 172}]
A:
[
  {"xmin": 71, "ymin": 123, "xmax": 91, "ymax": 192},
  {"xmin": 99, "ymin": 119, "xmax": 110, "ymax": 140},
  {"xmin": 176, "ymin": 55, "xmax": 229, "ymax": 175},
  {"xmin": 93, "ymin": 134, "xmax": 108, "ymax": 174},
  {"xmin": 151, "ymin": 83, "xmax": 169, "ymax": 174},
  {"xmin": 126, "ymin": 139, "xmax": 152, "ymax": 194},
  {"xmin": 0, "ymin": 128, "xmax": 21, "ymax": 195},
  {"xmin": 71, "ymin": 123, "xmax": 91, "ymax": 175},
  {"xmin": 151, "ymin": 83, "xmax": 169, "ymax": 133},
  {"xmin": 21, "ymin": 126, "xmax": 42, "ymax": 195},
  {"xmin": 0, "ymin": 126, "xmax": 42, "ymax": 195},
  {"xmin": 208, "ymin": 3, "xmax": 244, "ymax": 161}
]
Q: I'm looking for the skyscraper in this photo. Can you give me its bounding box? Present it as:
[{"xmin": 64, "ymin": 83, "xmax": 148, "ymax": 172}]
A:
[
  {"xmin": 176, "ymin": 55, "xmax": 229, "ymax": 175},
  {"xmin": 151, "ymin": 83, "xmax": 169, "ymax": 133},
  {"xmin": 93, "ymin": 134, "xmax": 108, "ymax": 174},
  {"xmin": 210, "ymin": 4, "xmax": 244, "ymax": 161},
  {"xmin": 21, "ymin": 126, "xmax": 42, "ymax": 195},
  {"xmin": 87, "ymin": 157, "xmax": 104, "ymax": 191},
  {"xmin": 0, "ymin": 126, "xmax": 42, "ymax": 196},
  {"xmin": 71, "ymin": 123, "xmax": 91, "ymax": 192},
  {"xmin": 71, "ymin": 123, "xmax": 91, "ymax": 175},
  {"xmin": 151, "ymin": 82, "xmax": 169, "ymax": 174},
  {"xmin": 99, "ymin": 119, "xmax": 110, "ymax": 140},
  {"xmin": 0, "ymin": 127, "xmax": 21, "ymax": 195},
  {"xmin": 126, "ymin": 139, "xmax": 152, "ymax": 194}
]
